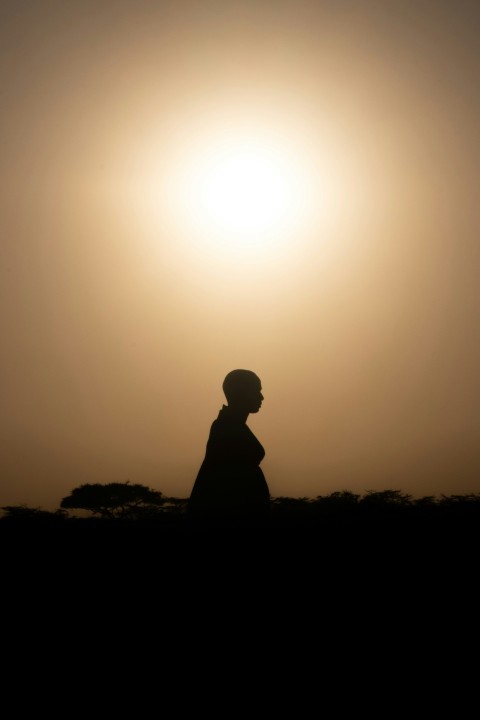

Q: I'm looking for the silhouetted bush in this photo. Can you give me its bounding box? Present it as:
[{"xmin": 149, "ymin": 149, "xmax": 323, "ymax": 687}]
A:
[{"xmin": 1, "ymin": 505, "xmax": 68, "ymax": 523}]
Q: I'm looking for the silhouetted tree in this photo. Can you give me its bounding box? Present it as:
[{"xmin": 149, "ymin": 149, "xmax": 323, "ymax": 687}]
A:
[
  {"xmin": 439, "ymin": 493, "xmax": 480, "ymax": 506},
  {"xmin": 314, "ymin": 491, "xmax": 360, "ymax": 509},
  {"xmin": 360, "ymin": 490, "xmax": 413, "ymax": 506},
  {"xmin": 311, "ymin": 491, "xmax": 361, "ymax": 526},
  {"xmin": 60, "ymin": 482, "xmax": 166, "ymax": 520},
  {"xmin": 437, "ymin": 493, "xmax": 480, "ymax": 525}
]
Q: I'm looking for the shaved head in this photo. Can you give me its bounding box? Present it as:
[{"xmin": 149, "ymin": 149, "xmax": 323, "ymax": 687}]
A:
[{"xmin": 222, "ymin": 369, "xmax": 261, "ymax": 403}]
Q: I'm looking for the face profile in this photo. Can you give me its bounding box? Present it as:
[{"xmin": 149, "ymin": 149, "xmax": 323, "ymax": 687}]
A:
[{"xmin": 222, "ymin": 369, "xmax": 264, "ymax": 414}]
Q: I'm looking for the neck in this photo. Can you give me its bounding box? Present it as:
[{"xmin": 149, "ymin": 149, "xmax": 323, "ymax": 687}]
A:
[{"xmin": 225, "ymin": 404, "xmax": 249, "ymax": 424}]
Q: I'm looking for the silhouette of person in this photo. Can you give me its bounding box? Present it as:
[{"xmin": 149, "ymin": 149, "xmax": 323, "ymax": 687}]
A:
[{"xmin": 187, "ymin": 369, "xmax": 270, "ymax": 527}]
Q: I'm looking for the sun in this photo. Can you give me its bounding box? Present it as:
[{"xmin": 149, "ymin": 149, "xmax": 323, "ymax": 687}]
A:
[
  {"xmin": 190, "ymin": 139, "xmax": 301, "ymax": 238},
  {"xmin": 164, "ymin": 128, "xmax": 316, "ymax": 256}
]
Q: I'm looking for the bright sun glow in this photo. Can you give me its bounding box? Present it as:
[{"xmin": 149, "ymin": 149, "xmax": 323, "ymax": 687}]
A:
[
  {"xmin": 162, "ymin": 127, "xmax": 318, "ymax": 258},
  {"xmin": 189, "ymin": 140, "xmax": 303, "ymax": 237}
]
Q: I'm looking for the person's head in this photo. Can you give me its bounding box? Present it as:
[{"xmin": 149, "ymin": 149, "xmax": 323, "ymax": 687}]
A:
[{"xmin": 222, "ymin": 369, "xmax": 263, "ymax": 414}]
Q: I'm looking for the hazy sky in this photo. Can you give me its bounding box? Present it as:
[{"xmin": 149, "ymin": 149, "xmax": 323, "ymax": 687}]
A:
[{"xmin": 2, "ymin": 0, "xmax": 480, "ymax": 509}]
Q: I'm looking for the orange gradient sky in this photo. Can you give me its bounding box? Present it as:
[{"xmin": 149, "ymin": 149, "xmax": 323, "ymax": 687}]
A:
[{"xmin": 1, "ymin": 0, "xmax": 479, "ymax": 509}]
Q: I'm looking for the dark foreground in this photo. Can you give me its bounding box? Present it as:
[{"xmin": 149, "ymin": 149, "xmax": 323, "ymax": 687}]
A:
[
  {"xmin": 3, "ymin": 501, "xmax": 479, "ymax": 648},
  {"xmin": 4, "ymin": 494, "xmax": 478, "ymax": 691},
  {"xmin": 3, "ymin": 499, "xmax": 479, "ymax": 569}
]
